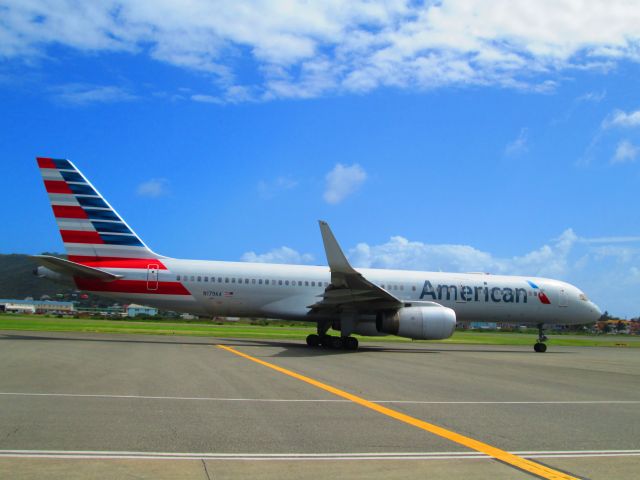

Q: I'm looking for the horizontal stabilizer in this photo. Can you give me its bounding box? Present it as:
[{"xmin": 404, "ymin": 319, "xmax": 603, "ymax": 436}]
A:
[{"xmin": 32, "ymin": 255, "xmax": 122, "ymax": 282}]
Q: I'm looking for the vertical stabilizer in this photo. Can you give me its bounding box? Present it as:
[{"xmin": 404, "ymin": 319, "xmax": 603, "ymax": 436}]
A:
[{"xmin": 37, "ymin": 157, "xmax": 162, "ymax": 268}]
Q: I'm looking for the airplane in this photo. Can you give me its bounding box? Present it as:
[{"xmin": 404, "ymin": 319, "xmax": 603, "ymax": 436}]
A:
[{"xmin": 33, "ymin": 157, "xmax": 602, "ymax": 352}]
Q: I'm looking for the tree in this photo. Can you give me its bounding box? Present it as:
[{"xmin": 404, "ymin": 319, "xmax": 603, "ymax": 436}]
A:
[{"xmin": 599, "ymin": 311, "xmax": 612, "ymax": 321}]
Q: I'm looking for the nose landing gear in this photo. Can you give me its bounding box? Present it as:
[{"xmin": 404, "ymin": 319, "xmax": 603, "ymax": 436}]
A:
[{"xmin": 534, "ymin": 323, "xmax": 548, "ymax": 352}]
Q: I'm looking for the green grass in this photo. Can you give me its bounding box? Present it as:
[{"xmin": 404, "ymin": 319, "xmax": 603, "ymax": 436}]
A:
[
  {"xmin": 0, "ymin": 314, "xmax": 638, "ymax": 347},
  {"xmin": 439, "ymin": 331, "xmax": 640, "ymax": 348},
  {"xmin": 0, "ymin": 315, "xmax": 316, "ymax": 339}
]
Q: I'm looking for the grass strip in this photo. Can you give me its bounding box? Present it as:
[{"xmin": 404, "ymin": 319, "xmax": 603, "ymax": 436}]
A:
[{"xmin": 0, "ymin": 314, "xmax": 637, "ymax": 347}]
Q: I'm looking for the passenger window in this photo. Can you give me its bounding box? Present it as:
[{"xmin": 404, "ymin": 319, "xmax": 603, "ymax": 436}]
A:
[
  {"xmin": 298, "ymin": 281, "xmax": 302, "ymax": 286},
  {"xmin": 218, "ymin": 277, "xmax": 222, "ymax": 283},
  {"xmin": 252, "ymin": 278, "xmax": 256, "ymax": 284},
  {"xmin": 190, "ymin": 276, "xmax": 195, "ymax": 282},
  {"xmin": 258, "ymin": 279, "xmax": 263, "ymax": 285},
  {"xmin": 176, "ymin": 275, "xmax": 180, "ymax": 280},
  {"xmin": 285, "ymin": 280, "xmax": 289, "ymax": 286},
  {"xmin": 225, "ymin": 278, "xmax": 229, "ymax": 283},
  {"xmin": 231, "ymin": 278, "xmax": 236, "ymax": 283},
  {"xmin": 305, "ymin": 281, "xmax": 309, "ymax": 286},
  {"xmin": 278, "ymin": 280, "xmax": 283, "ymax": 285},
  {"xmin": 400, "ymin": 285, "xmax": 404, "ymax": 291},
  {"xmin": 204, "ymin": 277, "xmax": 208, "ymax": 282},
  {"xmin": 245, "ymin": 279, "xmax": 249, "ymax": 284},
  {"xmin": 311, "ymin": 281, "xmax": 315, "ymax": 286},
  {"xmin": 412, "ymin": 285, "xmax": 416, "ymax": 291},
  {"xmin": 197, "ymin": 276, "xmax": 201, "ymax": 282}
]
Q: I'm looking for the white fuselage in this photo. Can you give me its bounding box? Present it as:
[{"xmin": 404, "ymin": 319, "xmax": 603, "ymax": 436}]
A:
[{"xmin": 90, "ymin": 258, "xmax": 602, "ymax": 328}]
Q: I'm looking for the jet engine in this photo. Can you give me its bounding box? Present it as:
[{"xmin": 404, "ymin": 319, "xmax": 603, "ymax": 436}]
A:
[{"xmin": 376, "ymin": 305, "xmax": 456, "ymax": 340}]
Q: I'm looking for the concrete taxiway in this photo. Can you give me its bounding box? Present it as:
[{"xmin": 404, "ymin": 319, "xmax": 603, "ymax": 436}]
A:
[{"xmin": 0, "ymin": 330, "xmax": 638, "ymax": 479}]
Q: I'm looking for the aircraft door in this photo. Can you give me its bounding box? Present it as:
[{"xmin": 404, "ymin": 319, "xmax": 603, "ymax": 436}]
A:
[
  {"xmin": 147, "ymin": 264, "xmax": 159, "ymax": 291},
  {"xmin": 559, "ymin": 288, "xmax": 568, "ymax": 307}
]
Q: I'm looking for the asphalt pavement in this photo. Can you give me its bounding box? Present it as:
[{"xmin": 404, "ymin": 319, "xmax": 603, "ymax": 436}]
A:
[{"xmin": 0, "ymin": 330, "xmax": 638, "ymax": 479}]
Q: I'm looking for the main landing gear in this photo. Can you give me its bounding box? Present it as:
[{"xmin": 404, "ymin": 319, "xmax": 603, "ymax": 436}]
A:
[
  {"xmin": 534, "ymin": 323, "xmax": 548, "ymax": 353},
  {"xmin": 306, "ymin": 334, "xmax": 359, "ymax": 351},
  {"xmin": 306, "ymin": 319, "xmax": 359, "ymax": 350}
]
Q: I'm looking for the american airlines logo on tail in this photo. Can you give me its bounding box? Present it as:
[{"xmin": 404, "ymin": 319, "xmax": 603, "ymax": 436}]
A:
[{"xmin": 36, "ymin": 157, "xmax": 191, "ymax": 297}]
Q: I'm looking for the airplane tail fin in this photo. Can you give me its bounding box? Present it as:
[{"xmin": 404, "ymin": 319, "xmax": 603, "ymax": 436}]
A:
[{"xmin": 36, "ymin": 157, "xmax": 163, "ymax": 268}]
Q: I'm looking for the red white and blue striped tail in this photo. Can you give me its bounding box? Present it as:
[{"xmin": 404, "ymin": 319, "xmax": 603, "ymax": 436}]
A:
[{"xmin": 37, "ymin": 157, "xmax": 163, "ymax": 269}]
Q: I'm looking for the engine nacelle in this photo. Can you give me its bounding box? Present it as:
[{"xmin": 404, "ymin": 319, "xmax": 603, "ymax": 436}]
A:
[{"xmin": 376, "ymin": 306, "xmax": 456, "ymax": 340}]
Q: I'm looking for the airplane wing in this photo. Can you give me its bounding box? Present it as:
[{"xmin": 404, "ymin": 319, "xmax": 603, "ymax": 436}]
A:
[
  {"xmin": 308, "ymin": 221, "xmax": 403, "ymax": 313},
  {"xmin": 32, "ymin": 255, "xmax": 122, "ymax": 282}
]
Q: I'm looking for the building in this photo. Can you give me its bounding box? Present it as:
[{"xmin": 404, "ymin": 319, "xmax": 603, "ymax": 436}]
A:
[
  {"xmin": 0, "ymin": 299, "xmax": 75, "ymax": 314},
  {"xmin": 125, "ymin": 304, "xmax": 158, "ymax": 317},
  {"xmin": 75, "ymin": 305, "xmax": 125, "ymax": 317},
  {"xmin": 596, "ymin": 319, "xmax": 632, "ymax": 334},
  {"xmin": 469, "ymin": 321, "xmax": 498, "ymax": 330}
]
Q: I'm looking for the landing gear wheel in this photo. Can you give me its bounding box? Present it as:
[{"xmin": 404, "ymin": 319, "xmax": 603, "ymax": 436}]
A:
[
  {"xmin": 306, "ymin": 334, "xmax": 320, "ymax": 347},
  {"xmin": 331, "ymin": 336, "xmax": 343, "ymax": 349},
  {"xmin": 320, "ymin": 335, "xmax": 333, "ymax": 348},
  {"xmin": 534, "ymin": 323, "xmax": 548, "ymax": 353},
  {"xmin": 534, "ymin": 342, "xmax": 547, "ymax": 353},
  {"xmin": 345, "ymin": 337, "xmax": 359, "ymax": 351}
]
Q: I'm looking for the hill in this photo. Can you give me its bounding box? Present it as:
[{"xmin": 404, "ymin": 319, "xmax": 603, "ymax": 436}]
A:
[{"xmin": 0, "ymin": 254, "xmax": 73, "ymax": 299}]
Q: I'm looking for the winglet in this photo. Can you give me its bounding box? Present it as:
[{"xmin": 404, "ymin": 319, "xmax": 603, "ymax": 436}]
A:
[{"xmin": 318, "ymin": 220, "xmax": 357, "ymax": 275}]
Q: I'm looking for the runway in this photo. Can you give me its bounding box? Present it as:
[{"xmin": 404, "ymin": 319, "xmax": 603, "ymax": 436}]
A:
[{"xmin": 0, "ymin": 330, "xmax": 638, "ymax": 479}]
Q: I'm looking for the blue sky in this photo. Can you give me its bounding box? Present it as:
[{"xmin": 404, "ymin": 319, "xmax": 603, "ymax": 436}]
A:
[{"xmin": 2, "ymin": 1, "xmax": 640, "ymax": 317}]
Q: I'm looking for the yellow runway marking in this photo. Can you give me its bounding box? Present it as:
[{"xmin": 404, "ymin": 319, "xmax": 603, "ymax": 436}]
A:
[{"xmin": 217, "ymin": 344, "xmax": 579, "ymax": 480}]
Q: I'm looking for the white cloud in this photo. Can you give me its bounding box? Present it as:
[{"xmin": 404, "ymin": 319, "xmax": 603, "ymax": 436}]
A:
[
  {"xmin": 580, "ymin": 108, "xmax": 640, "ymax": 166},
  {"xmin": 504, "ymin": 128, "xmax": 529, "ymax": 157},
  {"xmin": 576, "ymin": 90, "xmax": 606, "ymax": 103},
  {"xmin": 580, "ymin": 235, "xmax": 640, "ymax": 244},
  {"xmin": 3, "ymin": 1, "xmax": 640, "ymax": 101},
  {"xmin": 603, "ymin": 109, "xmax": 640, "ymax": 128},
  {"xmin": 191, "ymin": 94, "xmax": 222, "ymax": 104},
  {"xmin": 50, "ymin": 84, "xmax": 136, "ymax": 106},
  {"xmin": 611, "ymin": 140, "xmax": 639, "ymax": 164},
  {"xmin": 323, "ymin": 163, "xmax": 367, "ymax": 204},
  {"xmin": 349, "ymin": 228, "xmax": 578, "ymax": 278},
  {"xmin": 590, "ymin": 245, "xmax": 639, "ymax": 263},
  {"xmin": 258, "ymin": 176, "xmax": 299, "ymax": 198},
  {"xmin": 136, "ymin": 178, "xmax": 170, "ymax": 197},
  {"xmin": 241, "ymin": 246, "xmax": 314, "ymax": 264},
  {"xmin": 347, "ymin": 229, "xmax": 640, "ymax": 316}
]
